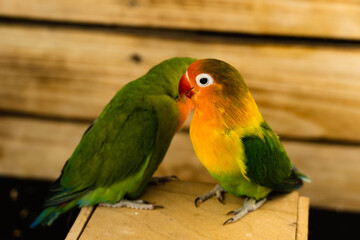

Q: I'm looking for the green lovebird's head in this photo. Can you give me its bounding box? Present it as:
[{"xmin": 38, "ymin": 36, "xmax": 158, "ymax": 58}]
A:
[{"xmin": 144, "ymin": 57, "xmax": 198, "ymax": 99}]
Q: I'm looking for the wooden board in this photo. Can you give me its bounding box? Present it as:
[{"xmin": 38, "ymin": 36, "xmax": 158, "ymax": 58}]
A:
[
  {"xmin": 1, "ymin": 116, "xmax": 359, "ymax": 212},
  {"xmin": 297, "ymin": 197, "xmax": 310, "ymax": 240},
  {"xmin": 65, "ymin": 206, "xmax": 94, "ymax": 240},
  {"xmin": 0, "ymin": 0, "xmax": 360, "ymax": 40},
  {"xmin": 1, "ymin": 25, "xmax": 360, "ymax": 142},
  {"xmin": 76, "ymin": 181, "xmax": 304, "ymax": 240}
]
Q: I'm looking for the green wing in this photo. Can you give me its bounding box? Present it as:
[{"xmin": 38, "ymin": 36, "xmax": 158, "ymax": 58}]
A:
[
  {"xmin": 243, "ymin": 122, "xmax": 304, "ymax": 192},
  {"xmin": 46, "ymin": 96, "xmax": 159, "ymax": 206}
]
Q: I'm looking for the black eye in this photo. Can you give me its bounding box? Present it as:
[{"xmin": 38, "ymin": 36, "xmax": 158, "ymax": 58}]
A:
[{"xmin": 199, "ymin": 78, "xmax": 208, "ymax": 85}]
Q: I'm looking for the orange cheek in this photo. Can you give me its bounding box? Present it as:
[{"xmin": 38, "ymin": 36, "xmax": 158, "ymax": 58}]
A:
[
  {"xmin": 176, "ymin": 98, "xmax": 194, "ymax": 131},
  {"xmin": 189, "ymin": 85, "xmax": 219, "ymax": 110}
]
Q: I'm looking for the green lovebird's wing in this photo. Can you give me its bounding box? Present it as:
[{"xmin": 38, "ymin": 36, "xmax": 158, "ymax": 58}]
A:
[
  {"xmin": 242, "ymin": 121, "xmax": 305, "ymax": 192},
  {"xmin": 46, "ymin": 93, "xmax": 160, "ymax": 206}
]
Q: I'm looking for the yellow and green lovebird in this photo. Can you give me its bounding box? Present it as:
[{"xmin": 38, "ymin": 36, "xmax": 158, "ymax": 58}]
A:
[
  {"xmin": 179, "ymin": 59, "xmax": 309, "ymax": 225},
  {"xmin": 31, "ymin": 57, "xmax": 196, "ymax": 227}
]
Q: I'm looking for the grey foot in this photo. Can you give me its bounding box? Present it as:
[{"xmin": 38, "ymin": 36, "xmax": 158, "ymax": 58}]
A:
[
  {"xmin": 148, "ymin": 175, "xmax": 179, "ymax": 185},
  {"xmin": 223, "ymin": 197, "xmax": 266, "ymax": 225},
  {"xmin": 195, "ymin": 184, "xmax": 227, "ymax": 207},
  {"xmin": 99, "ymin": 199, "xmax": 163, "ymax": 210}
]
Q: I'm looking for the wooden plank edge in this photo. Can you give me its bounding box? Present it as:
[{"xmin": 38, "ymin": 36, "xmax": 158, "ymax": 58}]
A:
[
  {"xmin": 296, "ymin": 197, "xmax": 310, "ymax": 240},
  {"xmin": 65, "ymin": 206, "xmax": 95, "ymax": 240}
]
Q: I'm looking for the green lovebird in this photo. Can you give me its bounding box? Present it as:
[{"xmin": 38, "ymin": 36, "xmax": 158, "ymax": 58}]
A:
[
  {"xmin": 178, "ymin": 59, "xmax": 309, "ymax": 224},
  {"xmin": 31, "ymin": 57, "xmax": 196, "ymax": 227}
]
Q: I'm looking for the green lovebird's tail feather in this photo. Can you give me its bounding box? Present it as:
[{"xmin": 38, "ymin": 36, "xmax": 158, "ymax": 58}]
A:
[{"xmin": 30, "ymin": 200, "xmax": 78, "ymax": 228}]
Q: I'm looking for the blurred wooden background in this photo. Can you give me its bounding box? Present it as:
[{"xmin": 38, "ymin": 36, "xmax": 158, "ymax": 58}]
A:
[{"xmin": 1, "ymin": 0, "xmax": 360, "ymax": 213}]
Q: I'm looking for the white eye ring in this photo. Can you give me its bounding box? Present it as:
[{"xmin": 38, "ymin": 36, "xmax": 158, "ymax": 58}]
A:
[{"xmin": 195, "ymin": 73, "xmax": 214, "ymax": 88}]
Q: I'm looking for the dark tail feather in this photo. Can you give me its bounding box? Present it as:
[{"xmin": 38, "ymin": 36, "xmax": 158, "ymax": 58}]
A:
[
  {"xmin": 30, "ymin": 201, "xmax": 78, "ymax": 228},
  {"xmin": 273, "ymin": 167, "xmax": 310, "ymax": 193}
]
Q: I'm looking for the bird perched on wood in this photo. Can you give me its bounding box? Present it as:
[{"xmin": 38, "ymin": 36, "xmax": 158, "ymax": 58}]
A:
[
  {"xmin": 31, "ymin": 57, "xmax": 196, "ymax": 227},
  {"xmin": 178, "ymin": 58, "xmax": 309, "ymax": 225}
]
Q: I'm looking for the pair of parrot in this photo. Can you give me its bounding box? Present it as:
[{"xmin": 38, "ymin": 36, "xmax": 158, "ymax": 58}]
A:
[{"xmin": 32, "ymin": 57, "xmax": 308, "ymax": 227}]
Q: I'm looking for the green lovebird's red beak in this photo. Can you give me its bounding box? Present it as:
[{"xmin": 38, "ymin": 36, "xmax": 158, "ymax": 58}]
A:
[{"xmin": 179, "ymin": 72, "xmax": 195, "ymax": 98}]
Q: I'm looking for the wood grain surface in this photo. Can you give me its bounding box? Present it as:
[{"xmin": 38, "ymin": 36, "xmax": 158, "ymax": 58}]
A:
[
  {"xmin": 297, "ymin": 197, "xmax": 310, "ymax": 240},
  {"xmin": 1, "ymin": 24, "xmax": 360, "ymax": 142},
  {"xmin": 65, "ymin": 206, "xmax": 94, "ymax": 240},
  {"xmin": 0, "ymin": 0, "xmax": 360, "ymax": 40},
  {"xmin": 78, "ymin": 181, "xmax": 303, "ymax": 240}
]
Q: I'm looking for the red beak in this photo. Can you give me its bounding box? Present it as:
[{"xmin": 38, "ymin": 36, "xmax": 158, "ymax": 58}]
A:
[{"xmin": 179, "ymin": 72, "xmax": 195, "ymax": 98}]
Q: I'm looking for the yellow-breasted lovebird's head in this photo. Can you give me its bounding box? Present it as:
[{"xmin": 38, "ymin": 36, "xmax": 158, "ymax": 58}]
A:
[{"xmin": 178, "ymin": 59, "xmax": 249, "ymax": 108}]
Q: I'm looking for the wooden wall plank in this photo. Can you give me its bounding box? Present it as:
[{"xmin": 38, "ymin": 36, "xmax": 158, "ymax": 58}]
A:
[
  {"xmin": 1, "ymin": 25, "xmax": 360, "ymax": 141},
  {"xmin": 0, "ymin": 0, "xmax": 360, "ymax": 40},
  {"xmin": 0, "ymin": 116, "xmax": 212, "ymax": 182},
  {"xmin": 0, "ymin": 116, "xmax": 86, "ymax": 180},
  {"xmin": 1, "ymin": 116, "xmax": 359, "ymax": 212}
]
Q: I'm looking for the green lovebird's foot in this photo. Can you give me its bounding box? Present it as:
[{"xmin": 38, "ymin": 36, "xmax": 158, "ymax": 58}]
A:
[
  {"xmin": 195, "ymin": 184, "xmax": 227, "ymax": 207},
  {"xmin": 223, "ymin": 197, "xmax": 266, "ymax": 225},
  {"xmin": 148, "ymin": 175, "xmax": 180, "ymax": 185},
  {"xmin": 99, "ymin": 199, "xmax": 163, "ymax": 210}
]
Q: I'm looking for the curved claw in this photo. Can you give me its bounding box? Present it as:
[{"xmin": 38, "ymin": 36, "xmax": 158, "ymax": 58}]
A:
[
  {"xmin": 153, "ymin": 205, "xmax": 164, "ymax": 209},
  {"xmin": 226, "ymin": 210, "xmax": 236, "ymax": 215},
  {"xmin": 170, "ymin": 175, "xmax": 180, "ymax": 181},
  {"xmin": 149, "ymin": 175, "xmax": 180, "ymax": 185},
  {"xmin": 194, "ymin": 197, "xmax": 202, "ymax": 207},
  {"xmin": 223, "ymin": 218, "xmax": 234, "ymax": 225},
  {"xmin": 217, "ymin": 196, "xmax": 225, "ymax": 204}
]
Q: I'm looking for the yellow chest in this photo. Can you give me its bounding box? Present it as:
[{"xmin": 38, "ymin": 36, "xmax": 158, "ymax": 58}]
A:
[
  {"xmin": 189, "ymin": 92, "xmax": 264, "ymax": 178},
  {"xmin": 190, "ymin": 119, "xmax": 244, "ymax": 176}
]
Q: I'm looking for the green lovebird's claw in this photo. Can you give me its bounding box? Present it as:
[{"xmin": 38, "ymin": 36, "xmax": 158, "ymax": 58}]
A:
[
  {"xmin": 148, "ymin": 175, "xmax": 180, "ymax": 185},
  {"xmin": 99, "ymin": 199, "xmax": 164, "ymax": 210}
]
